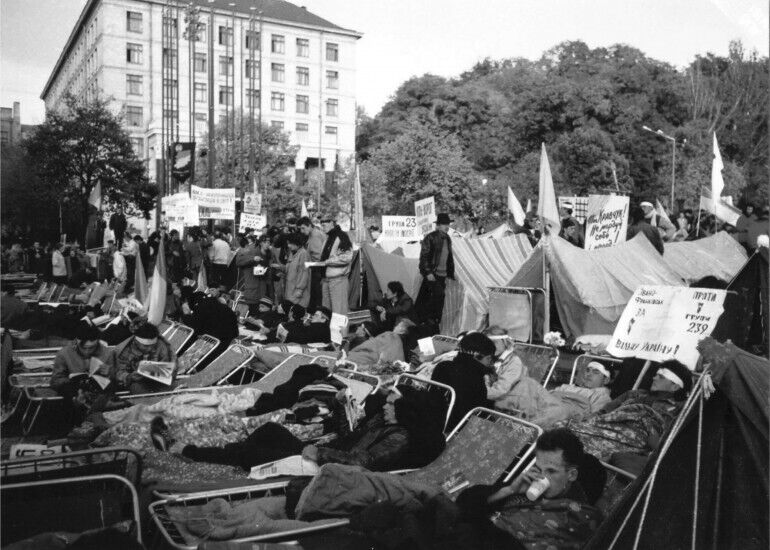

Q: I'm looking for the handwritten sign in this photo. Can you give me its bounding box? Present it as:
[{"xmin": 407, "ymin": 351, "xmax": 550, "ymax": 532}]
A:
[
  {"xmin": 606, "ymin": 285, "xmax": 726, "ymax": 370},
  {"xmin": 584, "ymin": 195, "xmax": 629, "ymax": 250},
  {"xmin": 191, "ymin": 185, "xmax": 235, "ymax": 220},
  {"xmin": 240, "ymin": 213, "xmax": 267, "ymax": 230},
  {"xmin": 243, "ymin": 192, "xmax": 262, "ymax": 215},
  {"xmin": 415, "ymin": 196, "xmax": 436, "ymax": 238},
  {"xmin": 381, "ymin": 216, "xmax": 419, "ymax": 240}
]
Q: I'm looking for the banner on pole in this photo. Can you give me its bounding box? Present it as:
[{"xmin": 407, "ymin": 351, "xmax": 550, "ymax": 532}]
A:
[
  {"xmin": 243, "ymin": 192, "xmax": 262, "ymax": 215},
  {"xmin": 171, "ymin": 142, "xmax": 196, "ymax": 184},
  {"xmin": 380, "ymin": 216, "xmax": 419, "ymax": 240},
  {"xmin": 240, "ymin": 213, "xmax": 267, "ymax": 230},
  {"xmin": 191, "ymin": 185, "xmax": 235, "ymax": 220},
  {"xmin": 606, "ymin": 285, "xmax": 726, "ymax": 370},
  {"xmin": 161, "ymin": 193, "xmax": 200, "ymax": 227},
  {"xmin": 414, "ymin": 196, "xmax": 436, "ymax": 238},
  {"xmin": 584, "ymin": 195, "xmax": 629, "ymax": 250}
]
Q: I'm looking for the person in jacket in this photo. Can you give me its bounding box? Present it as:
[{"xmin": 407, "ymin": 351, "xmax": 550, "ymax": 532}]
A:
[
  {"xmin": 640, "ymin": 201, "xmax": 676, "ymax": 242},
  {"xmin": 184, "ymin": 232, "xmax": 204, "ymax": 279},
  {"xmin": 319, "ymin": 216, "xmax": 354, "ymax": 314},
  {"xmin": 371, "ymin": 281, "xmax": 416, "ymax": 332},
  {"xmin": 181, "ymin": 289, "xmax": 239, "ymax": 356},
  {"xmin": 114, "ymin": 322, "xmax": 176, "ymax": 394},
  {"xmin": 416, "ymin": 213, "xmax": 455, "ymax": 326},
  {"xmin": 284, "ymin": 306, "xmax": 332, "ymax": 345},
  {"xmin": 559, "ymin": 203, "xmax": 584, "ymax": 247},
  {"xmin": 51, "ymin": 242, "xmax": 68, "ymax": 284},
  {"xmin": 432, "ymin": 332, "xmax": 497, "ymax": 430},
  {"xmin": 151, "ymin": 385, "xmax": 446, "ymax": 472},
  {"xmin": 209, "ymin": 231, "xmax": 232, "ymax": 287},
  {"xmin": 164, "ymin": 230, "xmax": 185, "ymax": 283},
  {"xmin": 276, "ymin": 233, "xmax": 310, "ymax": 308},
  {"xmin": 109, "ymin": 206, "xmax": 127, "ymax": 243},
  {"xmin": 626, "ymin": 205, "xmax": 664, "ymax": 254},
  {"xmin": 234, "ymin": 235, "xmax": 266, "ymax": 311},
  {"xmin": 299, "ymin": 216, "xmax": 327, "ymax": 310},
  {"xmin": 513, "ymin": 211, "xmax": 542, "ymax": 247}
]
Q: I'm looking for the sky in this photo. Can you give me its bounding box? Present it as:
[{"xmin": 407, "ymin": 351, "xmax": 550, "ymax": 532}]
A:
[{"xmin": 1, "ymin": 0, "xmax": 767, "ymax": 124}]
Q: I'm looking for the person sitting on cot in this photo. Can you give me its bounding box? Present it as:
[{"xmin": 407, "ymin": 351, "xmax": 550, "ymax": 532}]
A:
[
  {"xmin": 149, "ymin": 385, "xmax": 447, "ymax": 473},
  {"xmin": 114, "ymin": 322, "xmax": 177, "ymax": 394},
  {"xmin": 283, "ymin": 306, "xmax": 332, "ymax": 345},
  {"xmin": 343, "ymin": 319, "xmax": 416, "ymax": 369}
]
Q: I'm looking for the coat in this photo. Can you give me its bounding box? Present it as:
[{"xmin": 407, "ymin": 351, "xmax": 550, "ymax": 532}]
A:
[
  {"xmin": 234, "ymin": 245, "xmax": 268, "ymax": 304},
  {"xmin": 347, "ymin": 331, "xmax": 405, "ymax": 366},
  {"xmin": 283, "ymin": 247, "xmax": 310, "ymax": 307},
  {"xmin": 114, "ymin": 336, "xmax": 176, "ymax": 388},
  {"xmin": 50, "ymin": 341, "xmax": 116, "ymax": 391},
  {"xmin": 432, "ymin": 353, "xmax": 493, "ymax": 430},
  {"xmin": 419, "ymin": 230, "xmax": 455, "ymax": 279},
  {"xmin": 627, "ymin": 221, "xmax": 664, "ymax": 254}
]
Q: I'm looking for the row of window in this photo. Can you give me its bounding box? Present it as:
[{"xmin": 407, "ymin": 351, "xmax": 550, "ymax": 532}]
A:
[{"xmin": 126, "ymin": 11, "xmax": 340, "ymax": 61}]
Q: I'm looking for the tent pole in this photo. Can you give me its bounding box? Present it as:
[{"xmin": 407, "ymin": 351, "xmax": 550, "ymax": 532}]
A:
[
  {"xmin": 543, "ymin": 242, "xmax": 550, "ymax": 335},
  {"xmin": 691, "ymin": 389, "xmax": 705, "ymax": 550},
  {"xmin": 711, "ymin": 431, "xmax": 725, "ymax": 550},
  {"xmin": 632, "ymin": 360, "xmax": 652, "ymax": 390}
]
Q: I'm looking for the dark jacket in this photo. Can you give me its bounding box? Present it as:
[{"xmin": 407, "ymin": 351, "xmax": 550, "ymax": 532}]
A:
[
  {"xmin": 317, "ymin": 413, "xmax": 410, "ymax": 471},
  {"xmin": 432, "ymin": 353, "xmax": 493, "ymax": 430},
  {"xmin": 285, "ymin": 321, "xmax": 330, "ymax": 345},
  {"xmin": 109, "ymin": 213, "xmax": 127, "ymax": 239},
  {"xmin": 182, "ymin": 296, "xmax": 239, "ymax": 346},
  {"xmin": 627, "ymin": 221, "xmax": 664, "ymax": 255},
  {"xmin": 419, "ymin": 230, "xmax": 454, "ymax": 279},
  {"xmin": 374, "ymin": 293, "xmax": 417, "ymax": 330}
]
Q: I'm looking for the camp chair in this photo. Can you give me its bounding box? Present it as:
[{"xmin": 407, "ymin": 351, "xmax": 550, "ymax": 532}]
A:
[
  {"xmin": 557, "ymin": 353, "xmax": 624, "ymax": 387},
  {"xmin": 12, "ymin": 348, "xmax": 60, "ymax": 362},
  {"xmin": 2, "ymin": 373, "xmax": 53, "ymax": 433},
  {"xmin": 488, "ymin": 286, "xmax": 547, "ymax": 343},
  {"xmin": 177, "ymin": 344, "xmax": 256, "ymax": 388},
  {"xmin": 1, "ymin": 447, "xmax": 142, "ymax": 488},
  {"xmin": 334, "ymin": 368, "xmax": 381, "ymax": 397},
  {"xmin": 229, "ymin": 290, "xmax": 243, "ymax": 312},
  {"xmin": 158, "ymin": 319, "xmax": 175, "ymax": 337},
  {"xmin": 19, "ymin": 386, "xmax": 63, "ymax": 436},
  {"xmin": 42, "ymin": 283, "xmax": 59, "ymax": 303},
  {"xmin": 347, "ymin": 310, "xmax": 371, "ymax": 325},
  {"xmin": 254, "ymin": 353, "xmax": 318, "ymax": 393},
  {"xmin": 432, "ymin": 335, "xmax": 460, "ymax": 355},
  {"xmin": 512, "ymin": 342, "xmax": 560, "ymax": 388},
  {"xmin": 234, "ymin": 301, "xmax": 251, "ymax": 323},
  {"xmin": 165, "ymin": 322, "xmax": 195, "ymax": 355},
  {"xmin": 177, "ymin": 335, "xmax": 221, "ymax": 374},
  {"xmin": 595, "ymin": 462, "xmax": 636, "ymax": 518},
  {"xmin": 104, "ymin": 291, "xmax": 121, "ymax": 316},
  {"xmin": 395, "ymin": 373, "xmax": 456, "ymax": 432},
  {"xmin": 1, "ymin": 474, "xmax": 142, "ymax": 547},
  {"xmin": 22, "ymin": 282, "xmax": 49, "ymax": 303}
]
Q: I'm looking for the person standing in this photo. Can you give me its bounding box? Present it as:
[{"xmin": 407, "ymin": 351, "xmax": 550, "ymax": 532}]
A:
[
  {"xmin": 51, "ymin": 242, "xmax": 68, "ymax": 285},
  {"xmin": 121, "ymin": 232, "xmax": 138, "ymax": 293},
  {"xmin": 627, "ymin": 205, "xmax": 664, "ymax": 254},
  {"xmin": 277, "ymin": 233, "xmax": 310, "ymax": 308},
  {"xmin": 165, "ymin": 229, "xmax": 185, "ymax": 283},
  {"xmin": 184, "ymin": 232, "xmax": 203, "ymax": 280},
  {"xmin": 640, "ymin": 201, "xmax": 675, "ymax": 242},
  {"xmin": 735, "ymin": 203, "xmax": 758, "ymax": 251},
  {"xmin": 109, "ymin": 206, "xmax": 127, "ymax": 244},
  {"xmin": 415, "ymin": 213, "xmax": 454, "ymax": 327},
  {"xmin": 108, "ymin": 240, "xmax": 127, "ymax": 286},
  {"xmin": 235, "ymin": 235, "xmax": 268, "ymax": 312},
  {"xmin": 299, "ymin": 216, "xmax": 327, "ymax": 310},
  {"xmin": 319, "ymin": 216, "xmax": 354, "ymax": 314},
  {"xmin": 209, "ymin": 231, "xmax": 231, "ymax": 287}
]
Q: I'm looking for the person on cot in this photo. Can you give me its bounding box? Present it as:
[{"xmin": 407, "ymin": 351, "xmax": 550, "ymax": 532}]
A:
[{"xmin": 114, "ymin": 322, "xmax": 177, "ymax": 394}]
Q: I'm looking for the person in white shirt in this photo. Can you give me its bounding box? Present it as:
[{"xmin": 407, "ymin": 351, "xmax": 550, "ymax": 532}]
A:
[
  {"xmin": 51, "ymin": 242, "xmax": 68, "ymax": 284},
  {"xmin": 109, "ymin": 240, "xmax": 127, "ymax": 284},
  {"xmin": 210, "ymin": 232, "xmax": 232, "ymax": 287}
]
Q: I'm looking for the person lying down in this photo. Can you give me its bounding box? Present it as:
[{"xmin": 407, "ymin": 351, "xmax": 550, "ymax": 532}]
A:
[{"xmin": 492, "ymin": 361, "xmax": 612, "ymax": 427}]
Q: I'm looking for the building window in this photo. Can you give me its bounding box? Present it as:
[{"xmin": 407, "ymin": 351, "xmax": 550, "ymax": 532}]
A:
[
  {"xmin": 130, "ymin": 137, "xmax": 144, "ymax": 157},
  {"xmin": 271, "ymin": 63, "xmax": 284, "ymax": 83},
  {"xmin": 245, "ymin": 59, "xmax": 260, "ymax": 79},
  {"xmin": 126, "ymin": 43, "xmax": 143, "ymax": 64},
  {"xmin": 296, "ymin": 67, "xmax": 309, "ymax": 86},
  {"xmin": 326, "ymin": 70, "xmax": 338, "ymax": 89},
  {"xmin": 126, "ymin": 74, "xmax": 143, "ymax": 96},
  {"xmin": 163, "ymin": 79, "xmax": 178, "ymax": 100},
  {"xmin": 194, "ymin": 53, "xmax": 206, "ymax": 73},
  {"xmin": 219, "ymin": 56, "xmax": 233, "ymax": 76},
  {"xmin": 195, "ymin": 112, "xmax": 207, "ymax": 122},
  {"xmin": 163, "ymin": 16, "xmax": 177, "ymax": 39},
  {"xmin": 246, "ymin": 89, "xmax": 260, "ymax": 108},
  {"xmin": 271, "ymin": 92, "xmax": 284, "ymax": 111},
  {"xmin": 326, "ymin": 43, "xmax": 338, "ymax": 62},
  {"xmin": 163, "ymin": 109, "xmax": 178, "ymax": 121},
  {"xmin": 163, "ymin": 48, "xmax": 177, "ymax": 70},
  {"xmin": 296, "ymin": 95, "xmax": 309, "ymax": 114},
  {"xmin": 325, "ymin": 125, "xmax": 338, "ymax": 144},
  {"xmin": 126, "ymin": 106, "xmax": 143, "ymax": 126},
  {"xmin": 296, "ymin": 122, "xmax": 309, "ymax": 133},
  {"xmin": 245, "ymin": 30, "xmax": 260, "ymax": 50},
  {"xmin": 218, "ymin": 86, "xmax": 233, "ymax": 105},
  {"xmin": 218, "ymin": 26, "xmax": 232, "ymax": 46},
  {"xmin": 271, "ymin": 34, "xmax": 284, "ymax": 53},
  {"xmin": 271, "ymin": 121, "xmax": 284, "ymax": 129},
  {"xmin": 126, "ymin": 11, "xmax": 142, "ymax": 33},
  {"xmin": 326, "ymin": 98, "xmax": 338, "ymax": 116},
  {"xmin": 296, "ymin": 38, "xmax": 309, "ymax": 57},
  {"xmin": 194, "ymin": 82, "xmax": 206, "ymax": 102}
]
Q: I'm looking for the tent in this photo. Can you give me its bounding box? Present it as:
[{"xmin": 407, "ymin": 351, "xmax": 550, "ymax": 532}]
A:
[
  {"xmin": 361, "ymin": 243, "xmax": 422, "ymax": 306},
  {"xmin": 586, "ymin": 338, "xmax": 768, "ymax": 550},
  {"xmin": 663, "ymin": 231, "xmax": 747, "ymax": 284},
  {"xmin": 508, "ymin": 234, "xmax": 684, "ymax": 338}
]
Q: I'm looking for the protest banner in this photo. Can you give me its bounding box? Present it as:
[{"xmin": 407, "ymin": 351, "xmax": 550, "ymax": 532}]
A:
[
  {"xmin": 380, "ymin": 215, "xmax": 419, "ymax": 240},
  {"xmin": 414, "ymin": 196, "xmax": 436, "ymax": 238},
  {"xmin": 191, "ymin": 185, "xmax": 236, "ymax": 220},
  {"xmin": 161, "ymin": 193, "xmax": 200, "ymax": 228},
  {"xmin": 584, "ymin": 195, "xmax": 630, "ymax": 250},
  {"xmin": 243, "ymin": 192, "xmax": 262, "ymax": 215},
  {"xmin": 606, "ymin": 285, "xmax": 727, "ymax": 370},
  {"xmin": 240, "ymin": 213, "xmax": 267, "ymax": 230}
]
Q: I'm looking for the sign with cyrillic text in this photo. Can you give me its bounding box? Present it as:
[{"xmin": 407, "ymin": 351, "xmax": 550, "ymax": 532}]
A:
[
  {"xmin": 191, "ymin": 185, "xmax": 235, "ymax": 220},
  {"xmin": 414, "ymin": 196, "xmax": 436, "ymax": 238},
  {"xmin": 584, "ymin": 195, "xmax": 629, "ymax": 250},
  {"xmin": 240, "ymin": 213, "xmax": 267, "ymax": 230},
  {"xmin": 380, "ymin": 216, "xmax": 419, "ymax": 240}
]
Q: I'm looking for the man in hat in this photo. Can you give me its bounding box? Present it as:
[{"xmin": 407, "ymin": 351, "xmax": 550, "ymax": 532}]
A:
[
  {"xmin": 640, "ymin": 201, "xmax": 676, "ymax": 242},
  {"xmin": 415, "ymin": 213, "xmax": 454, "ymax": 327}
]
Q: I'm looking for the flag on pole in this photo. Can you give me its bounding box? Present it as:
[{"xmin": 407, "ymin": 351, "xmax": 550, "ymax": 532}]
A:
[
  {"xmin": 301, "ymin": 199, "xmax": 309, "ymax": 218},
  {"xmin": 526, "ymin": 198, "xmax": 532, "ymax": 213},
  {"xmin": 196, "ymin": 263, "xmax": 208, "ymax": 292},
  {"xmin": 538, "ymin": 143, "xmax": 561, "ymax": 232},
  {"xmin": 655, "ymin": 199, "xmax": 671, "ymax": 224},
  {"xmin": 88, "ymin": 182, "xmax": 102, "ymax": 210},
  {"xmin": 146, "ymin": 237, "xmax": 167, "ymax": 326},
  {"xmin": 711, "ymin": 133, "xmax": 725, "ymax": 215},
  {"xmin": 133, "ymin": 251, "xmax": 149, "ymax": 305},
  {"xmin": 507, "ymin": 187, "xmax": 526, "ymax": 226},
  {"xmin": 353, "ymin": 164, "xmax": 366, "ymax": 243}
]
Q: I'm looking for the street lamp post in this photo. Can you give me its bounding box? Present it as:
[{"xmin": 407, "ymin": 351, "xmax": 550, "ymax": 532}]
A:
[{"xmin": 642, "ymin": 125, "xmax": 677, "ymax": 211}]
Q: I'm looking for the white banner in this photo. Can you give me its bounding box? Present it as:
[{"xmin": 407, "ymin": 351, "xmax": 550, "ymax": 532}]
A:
[
  {"xmin": 380, "ymin": 215, "xmax": 419, "ymax": 240},
  {"xmin": 243, "ymin": 192, "xmax": 262, "ymax": 215},
  {"xmin": 240, "ymin": 213, "xmax": 267, "ymax": 230},
  {"xmin": 584, "ymin": 195, "xmax": 629, "ymax": 250},
  {"xmin": 606, "ymin": 285, "xmax": 727, "ymax": 370},
  {"xmin": 191, "ymin": 185, "xmax": 236, "ymax": 220},
  {"xmin": 161, "ymin": 193, "xmax": 199, "ymax": 227},
  {"xmin": 414, "ymin": 196, "xmax": 436, "ymax": 238}
]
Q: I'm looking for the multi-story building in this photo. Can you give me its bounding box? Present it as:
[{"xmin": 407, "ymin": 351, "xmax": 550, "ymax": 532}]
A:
[
  {"xmin": 0, "ymin": 102, "xmax": 37, "ymax": 145},
  {"xmin": 41, "ymin": 0, "xmax": 361, "ymax": 186}
]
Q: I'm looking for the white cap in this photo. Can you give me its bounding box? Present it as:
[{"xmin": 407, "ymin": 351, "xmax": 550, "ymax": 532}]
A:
[
  {"xmin": 657, "ymin": 367, "xmax": 684, "ymax": 389},
  {"xmin": 640, "ymin": 201, "xmax": 654, "ymax": 208},
  {"xmin": 586, "ymin": 361, "xmax": 611, "ymax": 379}
]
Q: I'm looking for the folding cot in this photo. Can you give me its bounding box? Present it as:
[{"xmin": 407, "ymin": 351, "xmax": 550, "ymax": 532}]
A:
[
  {"xmin": 176, "ymin": 335, "xmax": 221, "ymax": 374},
  {"xmin": 176, "ymin": 344, "xmax": 257, "ymax": 388},
  {"xmin": 164, "ymin": 322, "xmax": 196, "ymax": 354},
  {"xmin": 512, "ymin": 342, "xmax": 560, "ymax": 388},
  {"xmin": 395, "ymin": 373, "xmax": 456, "ymax": 432}
]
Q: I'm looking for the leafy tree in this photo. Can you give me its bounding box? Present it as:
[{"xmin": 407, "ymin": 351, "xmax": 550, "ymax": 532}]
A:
[{"xmin": 23, "ymin": 95, "xmax": 153, "ymax": 238}]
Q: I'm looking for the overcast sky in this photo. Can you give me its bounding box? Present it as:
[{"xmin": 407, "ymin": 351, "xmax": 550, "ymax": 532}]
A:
[{"xmin": 1, "ymin": 0, "xmax": 767, "ymax": 124}]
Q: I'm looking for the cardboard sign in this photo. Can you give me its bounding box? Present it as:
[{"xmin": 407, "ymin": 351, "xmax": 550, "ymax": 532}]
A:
[
  {"xmin": 415, "ymin": 196, "xmax": 436, "ymax": 238},
  {"xmin": 584, "ymin": 195, "xmax": 629, "ymax": 250},
  {"xmin": 381, "ymin": 216, "xmax": 419, "ymax": 240},
  {"xmin": 240, "ymin": 213, "xmax": 267, "ymax": 230},
  {"xmin": 606, "ymin": 285, "xmax": 727, "ymax": 370},
  {"xmin": 191, "ymin": 185, "xmax": 235, "ymax": 220},
  {"xmin": 243, "ymin": 192, "xmax": 262, "ymax": 215}
]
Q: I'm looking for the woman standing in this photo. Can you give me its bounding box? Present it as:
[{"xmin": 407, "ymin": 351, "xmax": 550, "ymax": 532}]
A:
[{"xmin": 275, "ymin": 233, "xmax": 310, "ymax": 308}]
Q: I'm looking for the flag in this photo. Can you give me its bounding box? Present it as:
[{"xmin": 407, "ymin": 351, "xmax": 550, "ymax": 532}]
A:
[
  {"xmin": 700, "ymin": 188, "xmax": 741, "ymax": 226},
  {"xmin": 133, "ymin": 251, "xmax": 149, "ymax": 305},
  {"xmin": 88, "ymin": 182, "xmax": 102, "ymax": 210},
  {"xmin": 507, "ymin": 187, "xmax": 526, "ymax": 226},
  {"xmin": 353, "ymin": 164, "xmax": 366, "ymax": 243},
  {"xmin": 711, "ymin": 133, "xmax": 725, "ymax": 214},
  {"xmin": 196, "ymin": 262, "xmax": 208, "ymax": 292},
  {"xmin": 538, "ymin": 143, "xmax": 560, "ymax": 232},
  {"xmin": 655, "ymin": 199, "xmax": 671, "ymax": 224},
  {"xmin": 146, "ymin": 237, "xmax": 167, "ymax": 326},
  {"xmin": 301, "ymin": 199, "xmax": 309, "ymax": 218},
  {"xmin": 526, "ymin": 199, "xmax": 532, "ymax": 213}
]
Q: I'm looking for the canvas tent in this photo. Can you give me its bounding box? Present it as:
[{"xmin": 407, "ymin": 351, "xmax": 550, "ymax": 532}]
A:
[
  {"xmin": 663, "ymin": 231, "xmax": 747, "ymax": 284},
  {"xmin": 586, "ymin": 338, "xmax": 768, "ymax": 550}
]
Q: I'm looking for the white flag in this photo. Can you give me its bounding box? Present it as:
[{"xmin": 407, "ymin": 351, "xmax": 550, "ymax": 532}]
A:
[
  {"xmin": 711, "ymin": 133, "xmax": 724, "ymax": 214},
  {"xmin": 655, "ymin": 199, "xmax": 671, "ymax": 224},
  {"xmin": 507, "ymin": 187, "xmax": 526, "ymax": 226},
  {"xmin": 538, "ymin": 143, "xmax": 560, "ymax": 233},
  {"xmin": 526, "ymin": 199, "xmax": 532, "ymax": 213},
  {"xmin": 88, "ymin": 182, "xmax": 102, "ymax": 211},
  {"xmin": 301, "ymin": 199, "xmax": 309, "ymax": 218}
]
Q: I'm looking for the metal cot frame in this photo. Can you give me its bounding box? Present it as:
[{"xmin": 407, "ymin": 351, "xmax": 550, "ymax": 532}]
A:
[
  {"xmin": 512, "ymin": 342, "xmax": 560, "ymax": 388},
  {"xmin": 395, "ymin": 373, "xmax": 457, "ymax": 432},
  {"xmin": 165, "ymin": 323, "xmax": 195, "ymax": 355},
  {"xmin": 487, "ymin": 286, "xmax": 547, "ymax": 344},
  {"xmin": 177, "ymin": 335, "xmax": 221, "ymax": 374}
]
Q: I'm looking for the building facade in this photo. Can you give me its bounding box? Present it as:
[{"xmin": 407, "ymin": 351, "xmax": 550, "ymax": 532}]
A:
[{"xmin": 41, "ymin": 0, "xmax": 360, "ymax": 187}]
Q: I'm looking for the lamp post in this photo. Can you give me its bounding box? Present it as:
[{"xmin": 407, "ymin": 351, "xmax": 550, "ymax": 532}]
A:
[{"xmin": 642, "ymin": 125, "xmax": 677, "ymax": 211}]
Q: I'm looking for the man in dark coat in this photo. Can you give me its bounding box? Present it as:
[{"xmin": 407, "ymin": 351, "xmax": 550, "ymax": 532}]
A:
[
  {"xmin": 415, "ymin": 213, "xmax": 455, "ymax": 327},
  {"xmin": 109, "ymin": 206, "xmax": 127, "ymax": 242},
  {"xmin": 181, "ymin": 290, "xmax": 239, "ymax": 355},
  {"xmin": 627, "ymin": 204, "xmax": 664, "ymax": 254}
]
